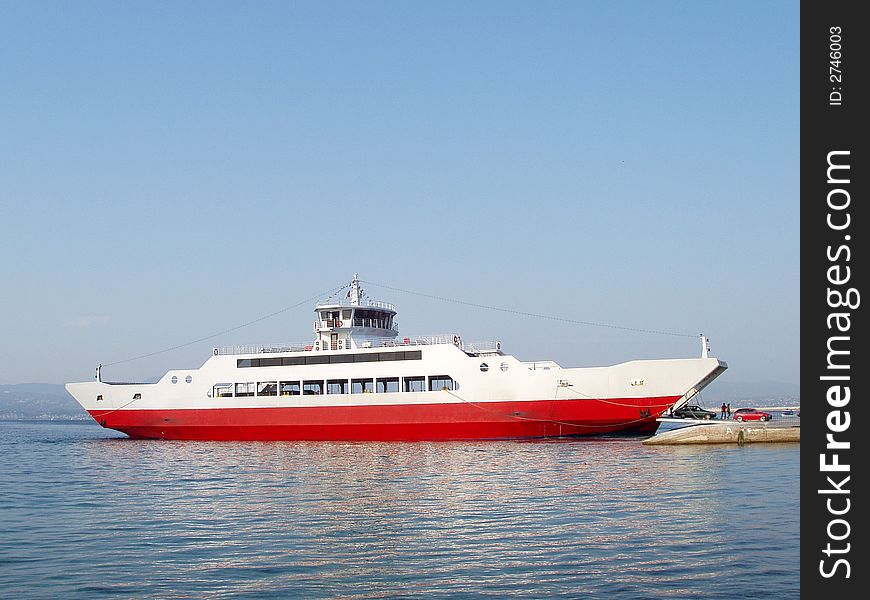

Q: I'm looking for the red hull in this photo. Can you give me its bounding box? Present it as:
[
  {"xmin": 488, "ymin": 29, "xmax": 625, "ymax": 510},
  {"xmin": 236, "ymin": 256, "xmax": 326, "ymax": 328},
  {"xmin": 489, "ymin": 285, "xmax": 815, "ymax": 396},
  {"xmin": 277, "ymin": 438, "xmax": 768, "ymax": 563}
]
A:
[{"xmin": 89, "ymin": 395, "xmax": 679, "ymax": 440}]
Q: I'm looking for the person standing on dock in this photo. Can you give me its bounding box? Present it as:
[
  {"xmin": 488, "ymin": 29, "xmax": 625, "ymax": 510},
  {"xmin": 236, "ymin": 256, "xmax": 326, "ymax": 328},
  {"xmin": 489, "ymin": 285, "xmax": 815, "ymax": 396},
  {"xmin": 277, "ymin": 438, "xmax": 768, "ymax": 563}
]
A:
[
  {"xmin": 721, "ymin": 402, "xmax": 727, "ymax": 419},
  {"xmin": 726, "ymin": 403, "xmax": 731, "ymax": 419}
]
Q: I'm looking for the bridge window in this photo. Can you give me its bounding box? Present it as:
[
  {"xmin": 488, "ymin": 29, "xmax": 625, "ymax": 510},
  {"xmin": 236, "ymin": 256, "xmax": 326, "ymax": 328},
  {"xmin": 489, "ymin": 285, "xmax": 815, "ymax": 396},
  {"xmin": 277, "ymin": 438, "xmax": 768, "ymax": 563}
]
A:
[
  {"xmin": 326, "ymin": 379, "xmax": 348, "ymax": 394},
  {"xmin": 352, "ymin": 378, "xmax": 374, "ymax": 394},
  {"xmin": 429, "ymin": 376, "xmax": 455, "ymax": 391},
  {"xmin": 214, "ymin": 383, "xmax": 233, "ymax": 398},
  {"xmin": 403, "ymin": 376, "xmax": 425, "ymax": 392},
  {"xmin": 257, "ymin": 382, "xmax": 277, "ymax": 396},
  {"xmin": 236, "ymin": 382, "xmax": 255, "ymax": 397},
  {"xmin": 280, "ymin": 381, "xmax": 300, "ymax": 396},
  {"xmin": 303, "ymin": 380, "xmax": 323, "ymax": 395},
  {"xmin": 376, "ymin": 377, "xmax": 399, "ymax": 393}
]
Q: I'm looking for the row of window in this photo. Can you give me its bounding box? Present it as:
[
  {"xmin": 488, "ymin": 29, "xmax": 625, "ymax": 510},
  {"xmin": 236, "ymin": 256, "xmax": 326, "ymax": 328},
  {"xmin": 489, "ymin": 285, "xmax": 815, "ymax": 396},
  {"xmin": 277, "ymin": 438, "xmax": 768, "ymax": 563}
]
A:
[
  {"xmin": 237, "ymin": 350, "xmax": 422, "ymax": 368},
  {"xmin": 210, "ymin": 375, "xmax": 458, "ymax": 398},
  {"xmin": 320, "ymin": 308, "xmax": 394, "ymax": 330}
]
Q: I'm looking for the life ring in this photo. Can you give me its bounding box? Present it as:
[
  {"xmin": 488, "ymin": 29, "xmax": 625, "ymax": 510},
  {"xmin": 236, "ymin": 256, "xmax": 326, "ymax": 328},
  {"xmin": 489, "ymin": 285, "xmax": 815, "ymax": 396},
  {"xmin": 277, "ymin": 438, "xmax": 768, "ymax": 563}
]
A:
[
  {"xmin": 336, "ymin": 320, "xmax": 343, "ymax": 327},
  {"xmin": 453, "ymin": 335, "xmax": 459, "ymax": 345},
  {"xmin": 496, "ymin": 341, "xmax": 501, "ymax": 351},
  {"xmin": 213, "ymin": 348, "xmax": 219, "ymax": 355}
]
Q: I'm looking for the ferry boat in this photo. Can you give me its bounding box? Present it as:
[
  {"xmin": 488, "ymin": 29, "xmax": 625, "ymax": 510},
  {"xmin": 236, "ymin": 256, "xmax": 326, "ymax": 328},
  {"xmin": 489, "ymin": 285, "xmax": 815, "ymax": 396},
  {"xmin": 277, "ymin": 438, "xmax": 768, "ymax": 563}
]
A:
[{"xmin": 65, "ymin": 275, "xmax": 727, "ymax": 440}]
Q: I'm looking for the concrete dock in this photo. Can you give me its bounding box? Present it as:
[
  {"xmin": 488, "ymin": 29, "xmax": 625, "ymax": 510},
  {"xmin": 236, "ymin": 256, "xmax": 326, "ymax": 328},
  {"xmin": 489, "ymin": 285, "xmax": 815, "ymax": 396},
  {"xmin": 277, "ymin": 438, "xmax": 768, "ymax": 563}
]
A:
[{"xmin": 643, "ymin": 420, "xmax": 800, "ymax": 445}]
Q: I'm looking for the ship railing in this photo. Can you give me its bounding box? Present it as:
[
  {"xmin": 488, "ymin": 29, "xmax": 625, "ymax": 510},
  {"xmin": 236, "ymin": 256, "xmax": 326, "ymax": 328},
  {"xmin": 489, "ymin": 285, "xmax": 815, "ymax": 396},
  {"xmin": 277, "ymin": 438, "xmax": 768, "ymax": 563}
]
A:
[
  {"xmin": 522, "ymin": 360, "xmax": 562, "ymax": 371},
  {"xmin": 213, "ymin": 343, "xmax": 314, "ymax": 356},
  {"xmin": 315, "ymin": 299, "xmax": 396, "ymax": 311},
  {"xmin": 213, "ymin": 335, "xmax": 504, "ymax": 356},
  {"xmin": 366, "ymin": 300, "xmax": 396, "ymax": 311},
  {"xmin": 356, "ymin": 334, "xmax": 457, "ymax": 348},
  {"xmin": 388, "ymin": 336, "xmax": 503, "ymax": 354},
  {"xmin": 462, "ymin": 340, "xmax": 504, "ymax": 354}
]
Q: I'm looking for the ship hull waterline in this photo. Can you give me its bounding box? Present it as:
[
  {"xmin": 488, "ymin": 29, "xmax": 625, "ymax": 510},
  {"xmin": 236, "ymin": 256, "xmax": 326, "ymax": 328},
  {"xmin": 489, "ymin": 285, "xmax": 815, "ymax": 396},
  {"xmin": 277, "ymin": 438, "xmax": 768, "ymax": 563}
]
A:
[{"xmin": 87, "ymin": 395, "xmax": 680, "ymax": 441}]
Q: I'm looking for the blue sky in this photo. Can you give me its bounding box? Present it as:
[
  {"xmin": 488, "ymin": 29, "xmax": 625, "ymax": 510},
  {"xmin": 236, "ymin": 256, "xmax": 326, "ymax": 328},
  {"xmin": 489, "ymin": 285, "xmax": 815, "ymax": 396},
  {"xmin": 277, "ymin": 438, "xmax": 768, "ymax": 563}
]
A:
[{"xmin": 0, "ymin": 1, "xmax": 798, "ymax": 387}]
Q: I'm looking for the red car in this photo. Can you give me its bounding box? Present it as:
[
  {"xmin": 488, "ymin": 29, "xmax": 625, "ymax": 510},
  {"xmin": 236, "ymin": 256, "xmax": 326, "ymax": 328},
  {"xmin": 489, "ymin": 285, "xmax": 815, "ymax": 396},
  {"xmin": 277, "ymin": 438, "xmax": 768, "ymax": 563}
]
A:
[{"xmin": 733, "ymin": 408, "xmax": 772, "ymax": 422}]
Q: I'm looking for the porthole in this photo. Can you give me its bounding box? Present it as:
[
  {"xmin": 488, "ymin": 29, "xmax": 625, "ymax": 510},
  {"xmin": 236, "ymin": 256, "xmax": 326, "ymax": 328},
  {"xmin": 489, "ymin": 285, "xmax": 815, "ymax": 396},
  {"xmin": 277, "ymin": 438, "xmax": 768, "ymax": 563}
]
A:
[
  {"xmin": 185, "ymin": 375, "xmax": 193, "ymax": 384},
  {"xmin": 171, "ymin": 376, "xmax": 178, "ymax": 384},
  {"xmin": 480, "ymin": 363, "xmax": 489, "ymax": 372},
  {"xmin": 500, "ymin": 362, "xmax": 509, "ymax": 372}
]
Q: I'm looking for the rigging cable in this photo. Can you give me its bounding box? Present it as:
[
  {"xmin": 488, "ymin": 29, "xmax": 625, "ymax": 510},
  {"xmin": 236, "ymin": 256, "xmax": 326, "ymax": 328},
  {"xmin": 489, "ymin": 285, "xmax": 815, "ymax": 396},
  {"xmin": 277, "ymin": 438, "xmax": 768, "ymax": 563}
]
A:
[
  {"xmin": 101, "ymin": 282, "xmax": 349, "ymax": 367},
  {"xmin": 360, "ymin": 280, "xmax": 697, "ymax": 339}
]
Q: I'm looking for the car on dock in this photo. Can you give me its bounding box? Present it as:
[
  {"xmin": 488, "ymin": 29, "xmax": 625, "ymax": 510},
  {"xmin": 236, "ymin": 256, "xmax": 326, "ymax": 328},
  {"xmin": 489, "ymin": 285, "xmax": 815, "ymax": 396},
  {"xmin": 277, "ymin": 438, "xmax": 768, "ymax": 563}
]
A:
[
  {"xmin": 672, "ymin": 405, "xmax": 717, "ymax": 420},
  {"xmin": 733, "ymin": 408, "xmax": 772, "ymax": 422}
]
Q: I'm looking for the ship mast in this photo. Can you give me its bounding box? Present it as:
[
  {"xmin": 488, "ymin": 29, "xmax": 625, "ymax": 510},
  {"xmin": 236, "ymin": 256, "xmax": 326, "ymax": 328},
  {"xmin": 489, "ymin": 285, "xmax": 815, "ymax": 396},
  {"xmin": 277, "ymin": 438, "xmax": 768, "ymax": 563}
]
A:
[{"xmin": 350, "ymin": 273, "xmax": 362, "ymax": 306}]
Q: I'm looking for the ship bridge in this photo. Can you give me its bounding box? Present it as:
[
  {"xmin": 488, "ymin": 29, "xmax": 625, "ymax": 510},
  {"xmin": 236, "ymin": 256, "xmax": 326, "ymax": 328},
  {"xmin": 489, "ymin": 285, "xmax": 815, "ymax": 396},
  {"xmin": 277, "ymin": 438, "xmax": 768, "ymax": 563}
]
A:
[{"xmin": 314, "ymin": 274, "xmax": 399, "ymax": 351}]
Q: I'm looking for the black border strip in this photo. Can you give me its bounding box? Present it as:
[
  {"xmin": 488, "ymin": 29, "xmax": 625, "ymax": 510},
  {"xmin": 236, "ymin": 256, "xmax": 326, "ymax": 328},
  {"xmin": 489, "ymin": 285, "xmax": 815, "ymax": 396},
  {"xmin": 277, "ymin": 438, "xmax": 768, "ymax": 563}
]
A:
[{"xmin": 802, "ymin": 1, "xmax": 868, "ymax": 595}]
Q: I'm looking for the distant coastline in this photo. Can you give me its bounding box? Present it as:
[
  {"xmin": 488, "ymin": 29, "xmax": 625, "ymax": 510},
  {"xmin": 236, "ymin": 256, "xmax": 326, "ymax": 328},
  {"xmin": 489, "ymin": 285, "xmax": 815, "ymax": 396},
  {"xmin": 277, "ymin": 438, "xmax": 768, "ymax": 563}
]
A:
[{"xmin": 0, "ymin": 383, "xmax": 87, "ymax": 420}]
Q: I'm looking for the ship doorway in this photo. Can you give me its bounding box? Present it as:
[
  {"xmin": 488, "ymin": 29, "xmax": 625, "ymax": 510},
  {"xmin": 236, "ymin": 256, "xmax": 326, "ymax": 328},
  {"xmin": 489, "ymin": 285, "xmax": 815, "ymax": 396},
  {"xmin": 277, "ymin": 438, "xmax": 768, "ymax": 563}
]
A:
[{"xmin": 330, "ymin": 333, "xmax": 338, "ymax": 351}]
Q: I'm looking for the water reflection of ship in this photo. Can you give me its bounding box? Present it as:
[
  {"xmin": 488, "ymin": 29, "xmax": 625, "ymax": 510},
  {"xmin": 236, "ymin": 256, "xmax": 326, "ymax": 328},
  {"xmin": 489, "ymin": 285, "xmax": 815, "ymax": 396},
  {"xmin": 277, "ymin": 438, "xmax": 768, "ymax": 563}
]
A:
[{"xmin": 66, "ymin": 275, "xmax": 727, "ymax": 440}]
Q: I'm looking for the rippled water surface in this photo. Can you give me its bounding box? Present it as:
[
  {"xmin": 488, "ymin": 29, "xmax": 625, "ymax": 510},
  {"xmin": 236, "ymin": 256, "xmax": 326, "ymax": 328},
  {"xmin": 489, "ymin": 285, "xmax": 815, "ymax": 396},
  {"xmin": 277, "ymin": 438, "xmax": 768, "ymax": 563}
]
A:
[{"xmin": 0, "ymin": 421, "xmax": 798, "ymax": 598}]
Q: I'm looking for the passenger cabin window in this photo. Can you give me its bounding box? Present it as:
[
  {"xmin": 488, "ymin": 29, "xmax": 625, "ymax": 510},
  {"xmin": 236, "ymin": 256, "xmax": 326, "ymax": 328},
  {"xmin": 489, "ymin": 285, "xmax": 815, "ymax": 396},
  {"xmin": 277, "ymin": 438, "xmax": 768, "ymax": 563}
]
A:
[
  {"xmin": 429, "ymin": 376, "xmax": 455, "ymax": 391},
  {"xmin": 280, "ymin": 381, "xmax": 300, "ymax": 396},
  {"xmin": 376, "ymin": 377, "xmax": 400, "ymax": 393},
  {"xmin": 238, "ymin": 350, "xmax": 422, "ymax": 368},
  {"xmin": 213, "ymin": 383, "xmax": 233, "ymax": 398},
  {"xmin": 257, "ymin": 382, "xmax": 277, "ymax": 396},
  {"xmin": 403, "ymin": 376, "xmax": 426, "ymax": 392},
  {"xmin": 236, "ymin": 382, "xmax": 255, "ymax": 397},
  {"xmin": 352, "ymin": 378, "xmax": 374, "ymax": 394},
  {"xmin": 303, "ymin": 380, "xmax": 323, "ymax": 395},
  {"xmin": 326, "ymin": 379, "xmax": 348, "ymax": 394}
]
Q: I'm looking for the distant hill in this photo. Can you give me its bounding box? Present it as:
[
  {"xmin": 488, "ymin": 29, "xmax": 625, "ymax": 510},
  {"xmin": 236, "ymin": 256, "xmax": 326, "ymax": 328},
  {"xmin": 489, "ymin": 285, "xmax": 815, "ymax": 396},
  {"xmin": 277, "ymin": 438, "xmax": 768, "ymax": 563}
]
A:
[
  {"xmin": 699, "ymin": 380, "xmax": 800, "ymax": 405},
  {"xmin": 0, "ymin": 383, "xmax": 87, "ymax": 419}
]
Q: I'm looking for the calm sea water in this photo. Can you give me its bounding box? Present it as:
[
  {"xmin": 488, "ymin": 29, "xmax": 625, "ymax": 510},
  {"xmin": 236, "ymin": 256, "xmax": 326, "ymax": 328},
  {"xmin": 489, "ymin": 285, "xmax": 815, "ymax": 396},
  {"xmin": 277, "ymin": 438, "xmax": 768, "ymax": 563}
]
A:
[{"xmin": 0, "ymin": 421, "xmax": 798, "ymax": 598}]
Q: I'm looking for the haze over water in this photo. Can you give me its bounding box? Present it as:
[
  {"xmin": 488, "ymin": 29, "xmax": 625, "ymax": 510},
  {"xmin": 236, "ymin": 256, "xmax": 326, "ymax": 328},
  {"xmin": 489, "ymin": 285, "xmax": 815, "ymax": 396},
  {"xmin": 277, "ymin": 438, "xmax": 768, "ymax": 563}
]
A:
[{"xmin": 0, "ymin": 421, "xmax": 798, "ymax": 598}]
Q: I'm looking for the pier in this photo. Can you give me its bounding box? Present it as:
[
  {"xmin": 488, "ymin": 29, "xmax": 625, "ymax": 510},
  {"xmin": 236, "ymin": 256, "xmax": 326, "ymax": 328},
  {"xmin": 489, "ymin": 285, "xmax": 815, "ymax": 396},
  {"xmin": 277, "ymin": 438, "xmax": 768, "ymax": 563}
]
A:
[{"xmin": 643, "ymin": 415, "xmax": 800, "ymax": 445}]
